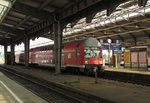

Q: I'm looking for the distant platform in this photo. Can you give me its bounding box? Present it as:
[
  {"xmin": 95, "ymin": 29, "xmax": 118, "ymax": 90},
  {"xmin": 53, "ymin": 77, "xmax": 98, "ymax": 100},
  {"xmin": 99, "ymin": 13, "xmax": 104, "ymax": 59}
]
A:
[{"xmin": 105, "ymin": 66, "xmax": 150, "ymax": 75}]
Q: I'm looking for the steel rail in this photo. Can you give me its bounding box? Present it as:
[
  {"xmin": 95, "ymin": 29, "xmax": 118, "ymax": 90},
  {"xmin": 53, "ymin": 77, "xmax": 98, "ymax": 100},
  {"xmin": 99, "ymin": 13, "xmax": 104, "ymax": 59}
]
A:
[{"xmin": 0, "ymin": 66, "xmax": 114, "ymax": 103}]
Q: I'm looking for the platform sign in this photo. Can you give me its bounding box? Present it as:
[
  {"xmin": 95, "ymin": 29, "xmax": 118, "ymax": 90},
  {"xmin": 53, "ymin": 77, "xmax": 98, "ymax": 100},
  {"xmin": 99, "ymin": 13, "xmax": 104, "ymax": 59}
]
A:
[
  {"xmin": 100, "ymin": 39, "xmax": 103, "ymax": 43},
  {"xmin": 102, "ymin": 44, "xmax": 109, "ymax": 50},
  {"xmin": 131, "ymin": 46, "xmax": 147, "ymax": 52},
  {"xmin": 102, "ymin": 44, "xmax": 122, "ymax": 50},
  {"xmin": 112, "ymin": 45, "xmax": 122, "ymax": 51},
  {"xmin": 115, "ymin": 40, "xmax": 120, "ymax": 44}
]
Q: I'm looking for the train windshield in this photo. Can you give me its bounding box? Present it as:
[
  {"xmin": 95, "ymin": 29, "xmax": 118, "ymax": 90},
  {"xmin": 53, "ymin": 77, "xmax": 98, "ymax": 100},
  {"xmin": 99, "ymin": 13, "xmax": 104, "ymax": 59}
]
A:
[{"xmin": 84, "ymin": 47, "xmax": 101, "ymax": 59}]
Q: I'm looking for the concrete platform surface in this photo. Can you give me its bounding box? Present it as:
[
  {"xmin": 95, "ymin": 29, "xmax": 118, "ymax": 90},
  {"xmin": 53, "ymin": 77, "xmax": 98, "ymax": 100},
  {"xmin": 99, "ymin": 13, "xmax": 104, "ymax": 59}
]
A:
[
  {"xmin": 105, "ymin": 66, "xmax": 150, "ymax": 75},
  {"xmin": 1, "ymin": 64, "xmax": 150, "ymax": 103},
  {"xmin": 0, "ymin": 72, "xmax": 48, "ymax": 103}
]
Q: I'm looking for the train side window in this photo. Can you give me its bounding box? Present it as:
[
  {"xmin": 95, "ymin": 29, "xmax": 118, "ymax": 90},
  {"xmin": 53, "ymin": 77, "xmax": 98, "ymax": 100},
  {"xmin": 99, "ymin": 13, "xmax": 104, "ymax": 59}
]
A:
[
  {"xmin": 68, "ymin": 53, "xmax": 71, "ymax": 59},
  {"xmin": 35, "ymin": 54, "xmax": 38, "ymax": 58},
  {"xmin": 76, "ymin": 50, "xmax": 80, "ymax": 57},
  {"xmin": 50, "ymin": 50, "xmax": 52, "ymax": 53}
]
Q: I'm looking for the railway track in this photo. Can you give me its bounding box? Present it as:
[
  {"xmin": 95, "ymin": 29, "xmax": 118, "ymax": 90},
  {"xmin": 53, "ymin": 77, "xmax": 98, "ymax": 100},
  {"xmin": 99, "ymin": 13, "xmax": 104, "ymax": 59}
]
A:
[
  {"xmin": 3, "ymin": 64, "xmax": 150, "ymax": 86},
  {"xmin": 0, "ymin": 66, "xmax": 114, "ymax": 103},
  {"xmin": 62, "ymin": 67, "xmax": 150, "ymax": 86},
  {"xmin": 100, "ymin": 71, "xmax": 150, "ymax": 86}
]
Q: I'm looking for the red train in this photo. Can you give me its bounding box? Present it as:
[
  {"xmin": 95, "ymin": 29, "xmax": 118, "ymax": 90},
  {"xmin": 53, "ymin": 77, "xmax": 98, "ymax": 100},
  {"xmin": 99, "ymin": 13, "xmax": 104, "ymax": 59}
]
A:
[{"xmin": 15, "ymin": 38, "xmax": 105, "ymax": 74}]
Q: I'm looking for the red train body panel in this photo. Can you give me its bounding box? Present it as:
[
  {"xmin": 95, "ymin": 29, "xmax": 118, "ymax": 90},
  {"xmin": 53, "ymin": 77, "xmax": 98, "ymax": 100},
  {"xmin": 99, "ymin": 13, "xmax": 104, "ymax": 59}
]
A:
[
  {"xmin": 30, "ymin": 48, "xmax": 40, "ymax": 63},
  {"xmin": 16, "ymin": 38, "xmax": 105, "ymax": 74},
  {"xmin": 63, "ymin": 42, "xmax": 84, "ymax": 66}
]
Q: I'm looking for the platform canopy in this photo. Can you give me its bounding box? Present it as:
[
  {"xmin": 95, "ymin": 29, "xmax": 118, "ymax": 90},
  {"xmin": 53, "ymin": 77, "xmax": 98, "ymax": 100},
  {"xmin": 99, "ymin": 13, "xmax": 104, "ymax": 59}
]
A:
[
  {"xmin": 0, "ymin": 0, "xmax": 149, "ymax": 47},
  {"xmin": 63, "ymin": 0, "xmax": 150, "ymax": 47}
]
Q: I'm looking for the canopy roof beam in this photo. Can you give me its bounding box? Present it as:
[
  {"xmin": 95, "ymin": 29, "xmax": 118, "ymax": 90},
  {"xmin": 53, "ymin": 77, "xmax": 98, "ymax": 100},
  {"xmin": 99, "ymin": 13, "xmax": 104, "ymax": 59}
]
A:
[
  {"xmin": 0, "ymin": 25, "xmax": 23, "ymax": 36},
  {"xmin": 12, "ymin": 2, "xmax": 53, "ymax": 20}
]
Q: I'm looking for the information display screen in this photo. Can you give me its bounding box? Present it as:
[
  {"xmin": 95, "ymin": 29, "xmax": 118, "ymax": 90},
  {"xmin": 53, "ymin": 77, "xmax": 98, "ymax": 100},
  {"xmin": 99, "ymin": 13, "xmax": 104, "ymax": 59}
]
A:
[{"xmin": 102, "ymin": 44, "xmax": 122, "ymax": 50}]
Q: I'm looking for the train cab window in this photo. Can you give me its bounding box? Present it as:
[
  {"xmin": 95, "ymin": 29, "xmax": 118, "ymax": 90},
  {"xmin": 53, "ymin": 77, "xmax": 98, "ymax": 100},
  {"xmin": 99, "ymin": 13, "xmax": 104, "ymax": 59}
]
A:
[
  {"xmin": 84, "ymin": 47, "xmax": 101, "ymax": 59},
  {"xmin": 68, "ymin": 53, "xmax": 71, "ymax": 59},
  {"xmin": 76, "ymin": 50, "xmax": 80, "ymax": 57}
]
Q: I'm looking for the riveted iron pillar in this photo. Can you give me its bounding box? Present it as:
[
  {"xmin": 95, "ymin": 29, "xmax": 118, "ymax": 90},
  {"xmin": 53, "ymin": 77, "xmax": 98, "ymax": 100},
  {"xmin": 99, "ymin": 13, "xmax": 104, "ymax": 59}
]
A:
[
  {"xmin": 11, "ymin": 44, "xmax": 15, "ymax": 65},
  {"xmin": 53, "ymin": 21, "xmax": 62, "ymax": 74},
  {"xmin": 24, "ymin": 35, "xmax": 30, "ymax": 67},
  {"xmin": 4, "ymin": 45, "xmax": 7, "ymax": 65}
]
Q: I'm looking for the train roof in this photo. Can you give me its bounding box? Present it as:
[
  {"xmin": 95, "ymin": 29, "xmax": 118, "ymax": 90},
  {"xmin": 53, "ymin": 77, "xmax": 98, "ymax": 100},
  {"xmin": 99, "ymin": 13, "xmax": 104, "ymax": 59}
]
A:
[{"xmin": 31, "ymin": 37, "xmax": 99, "ymax": 50}]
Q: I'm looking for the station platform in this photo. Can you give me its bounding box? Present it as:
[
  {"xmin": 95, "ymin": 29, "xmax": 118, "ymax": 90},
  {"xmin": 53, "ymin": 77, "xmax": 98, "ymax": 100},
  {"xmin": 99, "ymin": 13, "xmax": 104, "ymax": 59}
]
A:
[
  {"xmin": 0, "ymin": 71, "xmax": 48, "ymax": 103},
  {"xmin": 0, "ymin": 64, "xmax": 150, "ymax": 103},
  {"xmin": 105, "ymin": 66, "xmax": 150, "ymax": 75}
]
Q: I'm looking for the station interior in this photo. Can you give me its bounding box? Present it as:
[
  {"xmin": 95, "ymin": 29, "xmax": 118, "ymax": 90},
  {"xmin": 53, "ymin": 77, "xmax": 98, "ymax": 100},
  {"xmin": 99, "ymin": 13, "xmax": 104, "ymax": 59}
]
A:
[{"xmin": 0, "ymin": 0, "xmax": 150, "ymax": 103}]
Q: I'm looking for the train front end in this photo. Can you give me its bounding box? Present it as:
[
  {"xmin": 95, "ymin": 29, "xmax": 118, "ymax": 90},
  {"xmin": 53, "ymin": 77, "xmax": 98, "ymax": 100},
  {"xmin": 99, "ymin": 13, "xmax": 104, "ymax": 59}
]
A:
[{"xmin": 84, "ymin": 38, "xmax": 104, "ymax": 75}]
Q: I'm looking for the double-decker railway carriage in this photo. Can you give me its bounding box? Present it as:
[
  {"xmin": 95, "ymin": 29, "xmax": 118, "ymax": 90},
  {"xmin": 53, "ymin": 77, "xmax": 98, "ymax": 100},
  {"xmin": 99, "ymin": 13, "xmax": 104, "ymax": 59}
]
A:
[
  {"xmin": 16, "ymin": 38, "xmax": 105, "ymax": 75},
  {"xmin": 63, "ymin": 37, "xmax": 104, "ymax": 74}
]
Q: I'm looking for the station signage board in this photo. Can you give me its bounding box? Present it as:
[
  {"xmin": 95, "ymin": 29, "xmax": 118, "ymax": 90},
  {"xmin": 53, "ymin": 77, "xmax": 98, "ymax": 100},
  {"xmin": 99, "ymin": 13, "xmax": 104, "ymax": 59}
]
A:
[
  {"xmin": 130, "ymin": 46, "xmax": 147, "ymax": 52},
  {"xmin": 102, "ymin": 43, "xmax": 122, "ymax": 50}
]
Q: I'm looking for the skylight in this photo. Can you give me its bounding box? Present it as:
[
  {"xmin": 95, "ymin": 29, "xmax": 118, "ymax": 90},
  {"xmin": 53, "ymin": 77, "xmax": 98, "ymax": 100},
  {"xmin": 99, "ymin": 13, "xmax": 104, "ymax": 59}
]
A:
[
  {"xmin": 63, "ymin": 0, "xmax": 150, "ymax": 36},
  {"xmin": 0, "ymin": 0, "xmax": 12, "ymax": 23}
]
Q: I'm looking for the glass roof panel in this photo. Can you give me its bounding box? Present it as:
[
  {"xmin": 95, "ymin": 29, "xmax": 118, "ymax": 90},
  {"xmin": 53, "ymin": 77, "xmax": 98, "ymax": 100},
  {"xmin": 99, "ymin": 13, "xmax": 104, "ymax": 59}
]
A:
[
  {"xmin": 63, "ymin": 0, "xmax": 150, "ymax": 36},
  {"xmin": 0, "ymin": 0, "xmax": 12, "ymax": 23}
]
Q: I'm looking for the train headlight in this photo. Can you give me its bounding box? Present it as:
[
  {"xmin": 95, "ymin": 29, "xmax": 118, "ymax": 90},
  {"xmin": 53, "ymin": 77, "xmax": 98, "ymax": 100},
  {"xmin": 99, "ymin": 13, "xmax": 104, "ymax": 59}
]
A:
[{"xmin": 85, "ymin": 61, "xmax": 88, "ymax": 64}]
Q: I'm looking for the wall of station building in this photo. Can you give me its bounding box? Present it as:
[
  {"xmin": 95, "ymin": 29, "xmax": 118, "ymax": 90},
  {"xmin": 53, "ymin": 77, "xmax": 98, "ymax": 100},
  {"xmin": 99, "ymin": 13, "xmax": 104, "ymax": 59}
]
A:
[
  {"xmin": 101, "ymin": 41, "xmax": 150, "ymax": 69},
  {"xmin": 123, "ymin": 46, "xmax": 150, "ymax": 69}
]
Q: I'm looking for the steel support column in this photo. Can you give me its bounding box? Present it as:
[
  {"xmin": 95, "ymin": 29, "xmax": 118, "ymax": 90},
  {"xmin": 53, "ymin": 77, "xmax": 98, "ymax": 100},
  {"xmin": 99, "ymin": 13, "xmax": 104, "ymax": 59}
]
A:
[
  {"xmin": 11, "ymin": 44, "xmax": 15, "ymax": 65},
  {"xmin": 4, "ymin": 45, "xmax": 7, "ymax": 65},
  {"xmin": 138, "ymin": 0, "xmax": 148, "ymax": 7},
  {"xmin": 53, "ymin": 21, "xmax": 62, "ymax": 74},
  {"xmin": 24, "ymin": 35, "xmax": 29, "ymax": 67}
]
